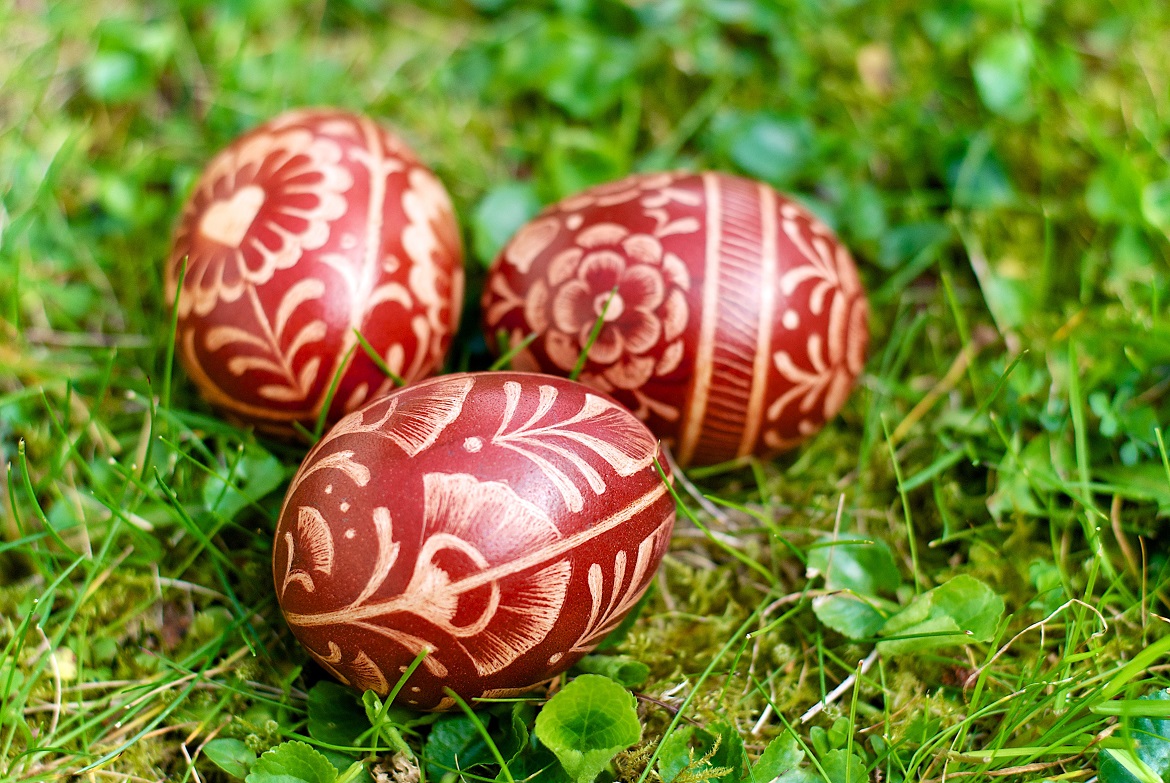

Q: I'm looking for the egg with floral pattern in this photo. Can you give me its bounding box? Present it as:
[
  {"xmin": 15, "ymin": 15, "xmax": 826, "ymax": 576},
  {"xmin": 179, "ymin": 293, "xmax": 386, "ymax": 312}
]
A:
[
  {"xmin": 166, "ymin": 108, "xmax": 463, "ymax": 435},
  {"xmin": 482, "ymin": 171, "xmax": 868, "ymax": 466},
  {"xmin": 273, "ymin": 372, "xmax": 675, "ymax": 709}
]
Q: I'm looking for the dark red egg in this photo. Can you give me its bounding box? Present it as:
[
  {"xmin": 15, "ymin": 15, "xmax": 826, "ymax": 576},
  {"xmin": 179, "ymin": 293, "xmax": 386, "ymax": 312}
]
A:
[
  {"xmin": 272, "ymin": 371, "xmax": 675, "ymax": 710},
  {"xmin": 166, "ymin": 108, "xmax": 464, "ymax": 435},
  {"xmin": 481, "ymin": 171, "xmax": 869, "ymax": 466}
]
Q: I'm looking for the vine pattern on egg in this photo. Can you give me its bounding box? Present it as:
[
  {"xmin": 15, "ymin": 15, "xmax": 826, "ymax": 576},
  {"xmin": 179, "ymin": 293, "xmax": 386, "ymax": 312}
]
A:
[
  {"xmin": 765, "ymin": 203, "xmax": 869, "ymax": 450},
  {"xmin": 167, "ymin": 110, "xmax": 462, "ymax": 428},
  {"xmin": 275, "ymin": 374, "xmax": 672, "ymax": 709}
]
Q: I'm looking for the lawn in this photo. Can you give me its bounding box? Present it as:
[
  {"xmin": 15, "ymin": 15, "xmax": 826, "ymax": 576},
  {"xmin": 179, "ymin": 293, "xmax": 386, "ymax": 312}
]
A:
[{"xmin": 2, "ymin": 1, "xmax": 1169, "ymax": 781}]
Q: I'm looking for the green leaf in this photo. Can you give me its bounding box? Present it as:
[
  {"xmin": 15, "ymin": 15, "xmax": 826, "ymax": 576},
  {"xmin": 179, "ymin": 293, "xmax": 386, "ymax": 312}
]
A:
[
  {"xmin": 472, "ymin": 182, "xmax": 542, "ymax": 268},
  {"xmin": 972, "ymin": 32, "xmax": 1033, "ymax": 119},
  {"xmin": 812, "ymin": 594, "xmax": 888, "ymax": 639},
  {"xmin": 1141, "ymin": 180, "xmax": 1170, "ymax": 233},
  {"xmin": 307, "ymin": 681, "xmax": 370, "ymax": 747},
  {"xmin": 807, "ymin": 537, "xmax": 901, "ymax": 596},
  {"xmin": 877, "ymin": 222, "xmax": 951, "ymax": 271},
  {"xmin": 204, "ymin": 738, "xmax": 257, "ymax": 779},
  {"xmin": 573, "ymin": 654, "xmax": 650, "ymax": 688},
  {"xmin": 752, "ymin": 732, "xmax": 799, "ymax": 779},
  {"xmin": 318, "ymin": 750, "xmax": 369, "ymax": 780},
  {"xmin": 534, "ymin": 674, "xmax": 642, "ymax": 783},
  {"xmin": 424, "ymin": 713, "xmax": 492, "ymax": 772},
  {"xmin": 1086, "ymin": 160, "xmax": 1145, "ymax": 224},
  {"xmin": 711, "ymin": 111, "xmax": 814, "ymax": 186},
  {"xmin": 657, "ymin": 723, "xmax": 743, "ymax": 783},
  {"xmin": 821, "ymin": 749, "xmax": 867, "ymax": 783},
  {"xmin": 750, "ymin": 732, "xmax": 817, "ymax": 783},
  {"xmin": 246, "ymin": 740, "xmax": 338, "ymax": 783},
  {"xmin": 1098, "ymin": 690, "xmax": 1170, "ymax": 783},
  {"xmin": 202, "ymin": 445, "xmax": 286, "ymax": 522},
  {"xmin": 878, "ymin": 575, "xmax": 1004, "ymax": 655},
  {"xmin": 495, "ymin": 701, "xmax": 533, "ymax": 765},
  {"xmin": 361, "ymin": 692, "xmax": 411, "ymax": 754},
  {"xmin": 946, "ymin": 138, "xmax": 1016, "ymax": 209}
]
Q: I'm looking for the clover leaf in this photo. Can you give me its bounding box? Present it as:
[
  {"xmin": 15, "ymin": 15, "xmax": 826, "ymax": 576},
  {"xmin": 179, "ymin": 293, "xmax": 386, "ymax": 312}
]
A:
[
  {"xmin": 534, "ymin": 674, "xmax": 641, "ymax": 783},
  {"xmin": 246, "ymin": 740, "xmax": 338, "ymax": 783},
  {"xmin": 877, "ymin": 575, "xmax": 1004, "ymax": 655}
]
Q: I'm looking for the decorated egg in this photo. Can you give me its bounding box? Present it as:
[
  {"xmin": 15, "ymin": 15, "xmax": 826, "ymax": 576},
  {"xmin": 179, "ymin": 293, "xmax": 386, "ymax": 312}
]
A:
[
  {"xmin": 482, "ymin": 171, "xmax": 869, "ymax": 466},
  {"xmin": 166, "ymin": 108, "xmax": 464, "ymax": 435},
  {"xmin": 272, "ymin": 371, "xmax": 675, "ymax": 710}
]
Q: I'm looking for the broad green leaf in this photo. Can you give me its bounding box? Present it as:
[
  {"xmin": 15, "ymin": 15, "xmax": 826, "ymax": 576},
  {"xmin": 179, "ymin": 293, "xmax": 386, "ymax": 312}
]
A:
[
  {"xmin": 534, "ymin": 674, "xmax": 641, "ymax": 783},
  {"xmin": 878, "ymin": 575, "xmax": 1004, "ymax": 655},
  {"xmin": 319, "ymin": 751, "xmax": 374, "ymax": 783},
  {"xmin": 821, "ymin": 749, "xmax": 867, "ymax": 783},
  {"xmin": 204, "ymin": 738, "xmax": 256, "ymax": 779},
  {"xmin": 573, "ymin": 654, "xmax": 650, "ymax": 688},
  {"xmin": 307, "ymin": 682, "xmax": 370, "ymax": 747},
  {"xmin": 202, "ymin": 444, "xmax": 286, "ymax": 522},
  {"xmin": 711, "ymin": 111, "xmax": 813, "ymax": 186},
  {"xmin": 1142, "ymin": 180, "xmax": 1170, "ymax": 233},
  {"xmin": 495, "ymin": 701, "xmax": 533, "ymax": 765},
  {"xmin": 657, "ymin": 724, "xmax": 739, "ymax": 783},
  {"xmin": 472, "ymin": 182, "xmax": 542, "ymax": 268},
  {"xmin": 946, "ymin": 139, "xmax": 1016, "ymax": 209},
  {"xmin": 246, "ymin": 740, "xmax": 338, "ymax": 783},
  {"xmin": 658, "ymin": 721, "xmax": 746, "ymax": 783},
  {"xmin": 1098, "ymin": 690, "xmax": 1170, "ymax": 783},
  {"xmin": 972, "ymin": 32, "xmax": 1033, "ymax": 119},
  {"xmin": 424, "ymin": 713, "xmax": 491, "ymax": 772},
  {"xmin": 812, "ymin": 594, "xmax": 887, "ymax": 639},
  {"xmin": 750, "ymin": 732, "xmax": 816, "ymax": 783},
  {"xmin": 807, "ymin": 537, "xmax": 901, "ymax": 596},
  {"xmin": 1086, "ymin": 160, "xmax": 1145, "ymax": 224}
]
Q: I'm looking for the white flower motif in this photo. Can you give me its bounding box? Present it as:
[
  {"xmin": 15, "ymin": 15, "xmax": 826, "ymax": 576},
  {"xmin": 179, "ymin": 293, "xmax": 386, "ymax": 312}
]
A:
[{"xmin": 170, "ymin": 126, "xmax": 353, "ymax": 317}]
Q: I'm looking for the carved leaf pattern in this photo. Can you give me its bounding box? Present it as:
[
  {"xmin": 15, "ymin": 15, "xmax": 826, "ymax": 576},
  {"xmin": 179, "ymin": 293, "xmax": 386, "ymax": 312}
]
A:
[
  {"xmin": 767, "ymin": 205, "xmax": 867, "ymax": 436},
  {"xmin": 347, "ymin": 507, "xmax": 400, "ymax": 609},
  {"xmin": 279, "ymin": 375, "xmax": 671, "ymax": 697},
  {"xmin": 281, "ymin": 506, "xmax": 335, "ymax": 594},
  {"xmin": 202, "ymin": 277, "xmax": 329, "ymax": 403},
  {"xmin": 572, "ymin": 515, "xmax": 670, "ymax": 653},
  {"xmin": 404, "ymin": 472, "xmax": 569, "ymax": 676},
  {"xmin": 491, "ymin": 381, "xmax": 656, "ymax": 512},
  {"xmin": 350, "ymin": 650, "xmax": 390, "ymax": 693}
]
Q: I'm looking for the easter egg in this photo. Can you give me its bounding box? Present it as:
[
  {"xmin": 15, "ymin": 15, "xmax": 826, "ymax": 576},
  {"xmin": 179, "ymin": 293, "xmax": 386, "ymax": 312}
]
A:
[
  {"xmin": 272, "ymin": 371, "xmax": 675, "ymax": 710},
  {"xmin": 166, "ymin": 108, "xmax": 463, "ymax": 435},
  {"xmin": 482, "ymin": 171, "xmax": 868, "ymax": 466}
]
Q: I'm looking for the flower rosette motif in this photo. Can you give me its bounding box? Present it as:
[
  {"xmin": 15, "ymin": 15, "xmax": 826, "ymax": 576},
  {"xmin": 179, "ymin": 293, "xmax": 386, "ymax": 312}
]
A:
[
  {"xmin": 167, "ymin": 124, "xmax": 353, "ymax": 319},
  {"xmin": 166, "ymin": 109, "xmax": 464, "ymax": 434},
  {"xmin": 484, "ymin": 171, "xmax": 869, "ymax": 465},
  {"xmin": 483, "ymin": 172, "xmax": 700, "ymax": 427}
]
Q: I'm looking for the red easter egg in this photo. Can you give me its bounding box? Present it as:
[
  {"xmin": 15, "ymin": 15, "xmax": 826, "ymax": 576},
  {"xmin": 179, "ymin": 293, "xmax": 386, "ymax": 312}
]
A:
[
  {"xmin": 166, "ymin": 108, "xmax": 464, "ymax": 435},
  {"xmin": 272, "ymin": 371, "xmax": 675, "ymax": 710},
  {"xmin": 482, "ymin": 171, "xmax": 868, "ymax": 466}
]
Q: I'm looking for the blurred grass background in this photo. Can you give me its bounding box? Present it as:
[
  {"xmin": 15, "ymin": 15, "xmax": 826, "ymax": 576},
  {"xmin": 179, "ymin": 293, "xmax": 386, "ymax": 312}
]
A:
[{"xmin": 2, "ymin": 0, "xmax": 1169, "ymax": 781}]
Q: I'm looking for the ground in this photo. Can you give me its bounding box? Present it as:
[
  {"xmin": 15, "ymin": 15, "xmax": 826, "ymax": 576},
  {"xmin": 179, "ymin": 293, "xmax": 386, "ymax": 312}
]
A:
[{"xmin": 1, "ymin": 1, "xmax": 1169, "ymax": 782}]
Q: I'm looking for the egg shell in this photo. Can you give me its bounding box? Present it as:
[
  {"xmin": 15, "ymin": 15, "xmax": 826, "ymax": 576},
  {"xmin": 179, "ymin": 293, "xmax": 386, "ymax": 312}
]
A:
[
  {"xmin": 272, "ymin": 371, "xmax": 675, "ymax": 710},
  {"xmin": 481, "ymin": 171, "xmax": 869, "ymax": 466},
  {"xmin": 166, "ymin": 108, "xmax": 464, "ymax": 435}
]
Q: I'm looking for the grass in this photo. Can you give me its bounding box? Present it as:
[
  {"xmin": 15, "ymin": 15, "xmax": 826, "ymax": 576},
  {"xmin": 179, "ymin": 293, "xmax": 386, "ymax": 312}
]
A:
[{"xmin": 2, "ymin": 0, "xmax": 1169, "ymax": 781}]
